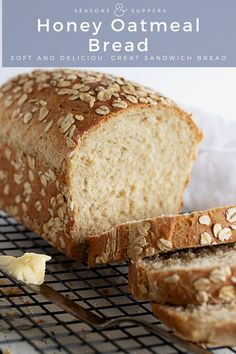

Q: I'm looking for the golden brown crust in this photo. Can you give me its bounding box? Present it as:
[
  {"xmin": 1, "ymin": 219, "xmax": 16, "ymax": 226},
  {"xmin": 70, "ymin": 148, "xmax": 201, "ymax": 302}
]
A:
[
  {"xmin": 0, "ymin": 142, "xmax": 79, "ymax": 257},
  {"xmin": 88, "ymin": 205, "xmax": 236, "ymax": 266},
  {"xmin": 152, "ymin": 303, "xmax": 236, "ymax": 346},
  {"xmin": 129, "ymin": 246, "xmax": 236, "ymax": 305},
  {"xmin": 0, "ymin": 69, "xmax": 202, "ymax": 264}
]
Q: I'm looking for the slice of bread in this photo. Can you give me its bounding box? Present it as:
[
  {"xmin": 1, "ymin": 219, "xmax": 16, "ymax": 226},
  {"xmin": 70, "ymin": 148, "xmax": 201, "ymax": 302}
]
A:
[
  {"xmin": 0, "ymin": 69, "xmax": 202, "ymax": 264},
  {"xmin": 129, "ymin": 243, "xmax": 236, "ymax": 305},
  {"xmin": 88, "ymin": 205, "xmax": 236, "ymax": 266},
  {"xmin": 152, "ymin": 302, "xmax": 236, "ymax": 346}
]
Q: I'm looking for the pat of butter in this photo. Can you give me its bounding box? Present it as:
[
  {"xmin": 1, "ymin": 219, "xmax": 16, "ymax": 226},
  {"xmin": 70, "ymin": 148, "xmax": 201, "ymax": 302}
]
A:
[{"xmin": 0, "ymin": 253, "xmax": 51, "ymax": 285}]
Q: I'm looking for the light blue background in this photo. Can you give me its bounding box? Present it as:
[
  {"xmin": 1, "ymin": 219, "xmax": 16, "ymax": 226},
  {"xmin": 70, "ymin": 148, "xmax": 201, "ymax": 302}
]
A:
[{"xmin": 2, "ymin": 0, "xmax": 236, "ymax": 67}]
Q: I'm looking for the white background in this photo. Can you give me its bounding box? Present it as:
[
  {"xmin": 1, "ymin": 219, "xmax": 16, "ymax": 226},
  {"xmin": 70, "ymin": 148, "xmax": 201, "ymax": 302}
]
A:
[{"xmin": 0, "ymin": 67, "xmax": 236, "ymax": 122}]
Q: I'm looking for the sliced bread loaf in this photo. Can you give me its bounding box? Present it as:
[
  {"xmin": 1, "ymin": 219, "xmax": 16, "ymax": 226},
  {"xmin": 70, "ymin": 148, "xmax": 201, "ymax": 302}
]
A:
[
  {"xmin": 0, "ymin": 69, "xmax": 202, "ymax": 263},
  {"xmin": 129, "ymin": 243, "xmax": 236, "ymax": 305},
  {"xmin": 152, "ymin": 302, "xmax": 236, "ymax": 346},
  {"xmin": 88, "ymin": 205, "xmax": 236, "ymax": 265}
]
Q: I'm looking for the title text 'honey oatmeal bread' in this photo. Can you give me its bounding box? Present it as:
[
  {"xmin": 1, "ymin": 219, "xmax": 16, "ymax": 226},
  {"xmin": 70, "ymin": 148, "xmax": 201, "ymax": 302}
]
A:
[
  {"xmin": 88, "ymin": 205, "xmax": 236, "ymax": 265},
  {"xmin": 129, "ymin": 242, "xmax": 236, "ymax": 305},
  {"xmin": 0, "ymin": 69, "xmax": 202, "ymax": 263},
  {"xmin": 152, "ymin": 302, "xmax": 236, "ymax": 346}
]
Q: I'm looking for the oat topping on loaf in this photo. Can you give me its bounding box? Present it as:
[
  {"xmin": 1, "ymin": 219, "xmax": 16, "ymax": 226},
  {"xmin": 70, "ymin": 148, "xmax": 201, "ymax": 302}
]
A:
[
  {"xmin": 200, "ymin": 232, "xmax": 212, "ymax": 245},
  {"xmin": 1, "ymin": 69, "xmax": 171, "ymax": 150},
  {"xmin": 226, "ymin": 207, "xmax": 236, "ymax": 223},
  {"xmin": 198, "ymin": 214, "xmax": 211, "ymax": 225}
]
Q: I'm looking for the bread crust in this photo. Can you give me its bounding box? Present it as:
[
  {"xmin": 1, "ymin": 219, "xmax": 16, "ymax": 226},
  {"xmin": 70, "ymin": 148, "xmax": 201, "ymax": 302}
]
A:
[
  {"xmin": 129, "ymin": 244, "xmax": 236, "ymax": 305},
  {"xmin": 88, "ymin": 205, "xmax": 236, "ymax": 266},
  {"xmin": 152, "ymin": 303, "xmax": 236, "ymax": 346},
  {"xmin": 0, "ymin": 142, "xmax": 80, "ymax": 257},
  {"xmin": 0, "ymin": 69, "xmax": 202, "ymax": 263}
]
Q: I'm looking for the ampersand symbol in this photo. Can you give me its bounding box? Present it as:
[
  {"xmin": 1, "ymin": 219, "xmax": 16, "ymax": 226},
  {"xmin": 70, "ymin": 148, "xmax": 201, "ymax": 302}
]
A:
[{"xmin": 114, "ymin": 3, "xmax": 127, "ymax": 17}]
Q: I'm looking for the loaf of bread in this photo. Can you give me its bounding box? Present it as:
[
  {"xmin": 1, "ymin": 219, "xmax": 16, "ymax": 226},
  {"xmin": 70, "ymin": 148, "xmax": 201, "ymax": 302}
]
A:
[
  {"xmin": 129, "ymin": 243, "xmax": 236, "ymax": 305},
  {"xmin": 152, "ymin": 302, "xmax": 236, "ymax": 346},
  {"xmin": 0, "ymin": 69, "xmax": 202, "ymax": 263},
  {"xmin": 88, "ymin": 205, "xmax": 236, "ymax": 265}
]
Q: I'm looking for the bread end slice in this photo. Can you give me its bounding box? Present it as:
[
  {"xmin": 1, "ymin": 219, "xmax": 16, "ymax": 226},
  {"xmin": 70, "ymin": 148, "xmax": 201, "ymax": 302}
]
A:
[
  {"xmin": 129, "ymin": 243, "xmax": 236, "ymax": 305},
  {"xmin": 152, "ymin": 302, "xmax": 236, "ymax": 346}
]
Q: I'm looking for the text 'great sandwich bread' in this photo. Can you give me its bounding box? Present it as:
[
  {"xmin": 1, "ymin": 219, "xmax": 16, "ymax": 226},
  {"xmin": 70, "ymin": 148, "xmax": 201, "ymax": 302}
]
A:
[{"xmin": 0, "ymin": 69, "xmax": 202, "ymax": 263}]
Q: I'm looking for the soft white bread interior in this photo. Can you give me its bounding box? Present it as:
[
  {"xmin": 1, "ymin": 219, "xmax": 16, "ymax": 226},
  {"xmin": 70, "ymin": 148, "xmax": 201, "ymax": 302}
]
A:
[
  {"xmin": 152, "ymin": 302, "xmax": 236, "ymax": 346},
  {"xmin": 72, "ymin": 105, "xmax": 200, "ymax": 238}
]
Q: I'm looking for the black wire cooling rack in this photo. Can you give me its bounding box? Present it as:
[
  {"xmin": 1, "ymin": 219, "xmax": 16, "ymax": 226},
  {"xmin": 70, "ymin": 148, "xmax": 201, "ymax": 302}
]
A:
[{"xmin": 0, "ymin": 210, "xmax": 235, "ymax": 354}]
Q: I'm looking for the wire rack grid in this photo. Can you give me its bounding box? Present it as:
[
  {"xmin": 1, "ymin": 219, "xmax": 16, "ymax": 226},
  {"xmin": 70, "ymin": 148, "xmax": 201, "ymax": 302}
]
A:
[{"xmin": 0, "ymin": 210, "xmax": 235, "ymax": 354}]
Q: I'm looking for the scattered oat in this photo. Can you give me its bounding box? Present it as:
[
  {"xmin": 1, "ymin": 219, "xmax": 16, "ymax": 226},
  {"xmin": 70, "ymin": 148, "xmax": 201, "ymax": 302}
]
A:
[
  {"xmin": 66, "ymin": 137, "xmax": 76, "ymax": 148},
  {"xmin": 27, "ymin": 156, "xmax": 36, "ymax": 170},
  {"xmin": 157, "ymin": 238, "xmax": 173, "ymax": 251},
  {"xmin": 226, "ymin": 207, "xmax": 236, "ymax": 223},
  {"xmin": 14, "ymin": 173, "xmax": 23, "ymax": 184},
  {"xmin": 4, "ymin": 148, "xmax": 11, "ymax": 160},
  {"xmin": 74, "ymin": 115, "xmax": 84, "ymax": 121},
  {"xmin": 23, "ymin": 112, "xmax": 33, "ymax": 124},
  {"xmin": 200, "ymin": 232, "xmax": 212, "ymax": 245},
  {"xmin": 67, "ymin": 124, "xmax": 76, "ymax": 139},
  {"xmin": 15, "ymin": 195, "xmax": 21, "ymax": 204},
  {"xmin": 57, "ymin": 80, "xmax": 71, "ymax": 88},
  {"xmin": 39, "ymin": 100, "xmax": 47, "ymax": 106},
  {"xmin": 218, "ymin": 227, "xmax": 232, "ymax": 241},
  {"xmin": 209, "ymin": 267, "xmax": 231, "ymax": 283},
  {"xmin": 69, "ymin": 95, "xmax": 80, "ymax": 101},
  {"xmin": 35, "ymin": 201, "xmax": 42, "ymax": 212},
  {"xmin": 213, "ymin": 223, "xmax": 222, "ymax": 238},
  {"xmin": 3, "ymin": 184, "xmax": 9, "ymax": 195},
  {"xmin": 148, "ymin": 98, "xmax": 157, "ymax": 106},
  {"xmin": 198, "ymin": 215, "xmax": 211, "ymax": 225},
  {"xmin": 231, "ymin": 276, "xmax": 236, "ymax": 283},
  {"xmin": 17, "ymin": 94, "xmax": 28, "ymax": 106},
  {"xmin": 28, "ymin": 170, "xmax": 34, "ymax": 182},
  {"xmin": 196, "ymin": 291, "xmax": 208, "ymax": 304},
  {"xmin": 193, "ymin": 278, "xmax": 210, "ymax": 291},
  {"xmin": 40, "ymin": 174, "xmax": 48, "ymax": 187},
  {"xmin": 164, "ymin": 274, "xmax": 180, "ymax": 284},
  {"xmin": 95, "ymin": 106, "xmax": 110, "ymax": 115},
  {"xmin": 11, "ymin": 108, "xmax": 21, "ymax": 119},
  {"xmin": 138, "ymin": 222, "xmax": 151, "ymax": 236},
  {"xmin": 139, "ymin": 97, "xmax": 149, "ymax": 103},
  {"xmin": 22, "ymin": 203, "xmax": 27, "ymax": 213},
  {"xmin": 23, "ymin": 182, "xmax": 32, "ymax": 195},
  {"xmin": 44, "ymin": 120, "xmax": 53, "ymax": 133},
  {"xmin": 97, "ymin": 90, "xmax": 112, "ymax": 101},
  {"xmin": 38, "ymin": 106, "xmax": 49, "ymax": 121},
  {"xmin": 126, "ymin": 95, "xmax": 138, "ymax": 104},
  {"xmin": 57, "ymin": 88, "xmax": 78, "ymax": 95},
  {"xmin": 0, "ymin": 170, "xmax": 6, "ymax": 180},
  {"xmin": 218, "ymin": 285, "xmax": 235, "ymax": 301},
  {"xmin": 112, "ymin": 100, "xmax": 128, "ymax": 109}
]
